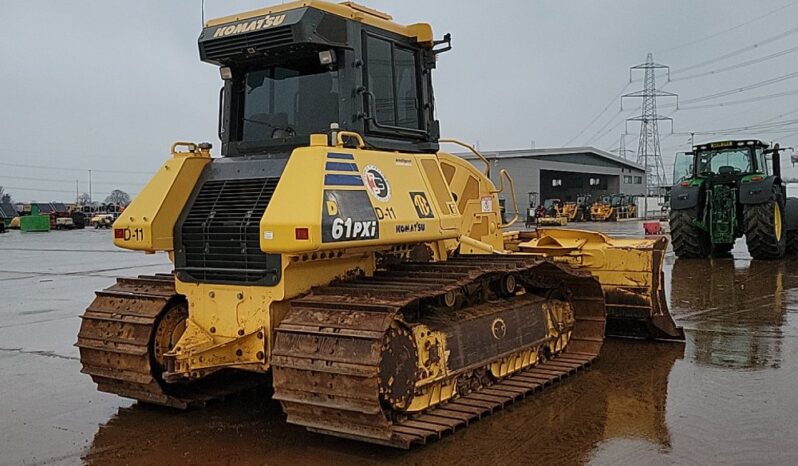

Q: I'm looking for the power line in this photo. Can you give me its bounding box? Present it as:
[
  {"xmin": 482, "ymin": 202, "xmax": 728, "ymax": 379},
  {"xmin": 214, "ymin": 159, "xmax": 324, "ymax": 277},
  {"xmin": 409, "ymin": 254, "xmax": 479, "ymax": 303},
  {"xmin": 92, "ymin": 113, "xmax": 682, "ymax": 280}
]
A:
[
  {"xmin": 671, "ymin": 45, "xmax": 798, "ymax": 82},
  {"xmin": 583, "ymin": 106, "xmax": 638, "ymax": 145},
  {"xmin": 678, "ymin": 89, "xmax": 798, "ymax": 110},
  {"xmin": 678, "ymin": 70, "xmax": 798, "ymax": 105},
  {"xmin": 658, "ymin": 0, "xmax": 798, "ymax": 54},
  {"xmin": 1, "ymin": 185, "xmax": 137, "ymax": 196},
  {"xmin": 673, "ymin": 118, "xmax": 798, "ymax": 136},
  {"xmin": 564, "ymin": 82, "xmax": 631, "ymax": 146},
  {"xmin": 0, "ymin": 174, "xmax": 143, "ymax": 188},
  {"xmin": 671, "ymin": 24, "xmax": 798, "ymax": 75},
  {"xmin": 0, "ymin": 160, "xmax": 153, "ymax": 175}
]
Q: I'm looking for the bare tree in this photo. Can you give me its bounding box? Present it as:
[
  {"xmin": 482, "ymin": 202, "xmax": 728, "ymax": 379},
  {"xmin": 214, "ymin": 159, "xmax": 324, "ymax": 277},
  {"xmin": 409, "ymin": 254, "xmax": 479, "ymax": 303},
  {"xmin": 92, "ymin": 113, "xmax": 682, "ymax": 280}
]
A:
[
  {"xmin": 104, "ymin": 189, "xmax": 131, "ymax": 206},
  {"xmin": 0, "ymin": 186, "xmax": 11, "ymax": 204},
  {"xmin": 77, "ymin": 192, "xmax": 93, "ymax": 205}
]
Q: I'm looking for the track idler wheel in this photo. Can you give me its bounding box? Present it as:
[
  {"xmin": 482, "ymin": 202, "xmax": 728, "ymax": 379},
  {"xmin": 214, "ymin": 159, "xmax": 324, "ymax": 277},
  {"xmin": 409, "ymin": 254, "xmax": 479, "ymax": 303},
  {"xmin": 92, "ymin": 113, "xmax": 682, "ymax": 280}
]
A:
[
  {"xmin": 378, "ymin": 324, "xmax": 419, "ymax": 411},
  {"xmin": 152, "ymin": 302, "xmax": 188, "ymax": 377}
]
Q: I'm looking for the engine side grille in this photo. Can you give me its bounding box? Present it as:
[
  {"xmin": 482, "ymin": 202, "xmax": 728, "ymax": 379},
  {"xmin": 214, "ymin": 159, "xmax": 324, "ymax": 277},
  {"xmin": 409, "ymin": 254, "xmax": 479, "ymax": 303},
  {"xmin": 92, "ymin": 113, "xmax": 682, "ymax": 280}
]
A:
[
  {"xmin": 201, "ymin": 27, "xmax": 294, "ymax": 62},
  {"xmin": 180, "ymin": 177, "xmax": 279, "ymax": 284}
]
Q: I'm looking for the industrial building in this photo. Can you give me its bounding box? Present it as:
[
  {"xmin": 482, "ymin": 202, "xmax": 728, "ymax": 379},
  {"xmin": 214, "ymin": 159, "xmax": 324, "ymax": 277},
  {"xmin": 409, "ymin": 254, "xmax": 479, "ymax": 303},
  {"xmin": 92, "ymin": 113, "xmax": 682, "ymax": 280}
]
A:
[{"xmin": 462, "ymin": 147, "xmax": 647, "ymax": 217}]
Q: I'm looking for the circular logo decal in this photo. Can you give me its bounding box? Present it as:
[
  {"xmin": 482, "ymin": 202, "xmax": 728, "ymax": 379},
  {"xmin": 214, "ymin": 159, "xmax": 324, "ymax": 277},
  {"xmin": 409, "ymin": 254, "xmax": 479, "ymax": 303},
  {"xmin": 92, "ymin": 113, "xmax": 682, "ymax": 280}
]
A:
[
  {"xmin": 491, "ymin": 318, "xmax": 507, "ymax": 340},
  {"xmin": 363, "ymin": 165, "xmax": 391, "ymax": 202}
]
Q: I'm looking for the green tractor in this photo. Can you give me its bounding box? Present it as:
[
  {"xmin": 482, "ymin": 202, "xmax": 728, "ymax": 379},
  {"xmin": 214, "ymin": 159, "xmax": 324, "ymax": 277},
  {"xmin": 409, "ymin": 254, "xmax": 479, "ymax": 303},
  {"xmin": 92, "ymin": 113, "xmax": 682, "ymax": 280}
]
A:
[{"xmin": 669, "ymin": 139, "xmax": 798, "ymax": 259}]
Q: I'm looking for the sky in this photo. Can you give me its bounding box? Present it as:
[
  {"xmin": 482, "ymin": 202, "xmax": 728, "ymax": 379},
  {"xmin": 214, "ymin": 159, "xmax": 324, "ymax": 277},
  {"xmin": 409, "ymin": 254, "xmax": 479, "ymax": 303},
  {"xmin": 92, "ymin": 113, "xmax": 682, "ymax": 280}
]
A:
[{"xmin": 2, "ymin": 0, "xmax": 798, "ymax": 202}]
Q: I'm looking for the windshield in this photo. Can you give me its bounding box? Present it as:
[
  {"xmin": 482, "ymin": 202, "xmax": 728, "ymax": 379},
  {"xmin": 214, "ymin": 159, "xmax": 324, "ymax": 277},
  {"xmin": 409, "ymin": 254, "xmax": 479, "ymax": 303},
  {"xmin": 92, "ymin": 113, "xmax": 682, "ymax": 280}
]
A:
[
  {"xmin": 240, "ymin": 62, "xmax": 339, "ymax": 142},
  {"xmin": 696, "ymin": 148, "xmax": 752, "ymax": 175},
  {"xmin": 673, "ymin": 152, "xmax": 694, "ymax": 183}
]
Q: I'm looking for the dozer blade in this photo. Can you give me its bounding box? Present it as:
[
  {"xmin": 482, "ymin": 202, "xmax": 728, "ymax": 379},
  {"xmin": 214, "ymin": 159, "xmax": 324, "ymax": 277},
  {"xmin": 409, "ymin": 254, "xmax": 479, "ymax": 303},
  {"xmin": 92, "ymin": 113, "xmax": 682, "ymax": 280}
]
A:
[{"xmin": 515, "ymin": 228, "xmax": 684, "ymax": 341}]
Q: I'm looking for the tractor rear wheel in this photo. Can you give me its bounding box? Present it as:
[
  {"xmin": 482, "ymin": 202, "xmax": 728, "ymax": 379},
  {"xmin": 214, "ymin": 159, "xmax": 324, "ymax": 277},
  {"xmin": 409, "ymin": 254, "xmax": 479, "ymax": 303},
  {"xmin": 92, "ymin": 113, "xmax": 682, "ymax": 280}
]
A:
[
  {"xmin": 670, "ymin": 207, "xmax": 711, "ymax": 258},
  {"xmin": 788, "ymin": 230, "xmax": 798, "ymax": 254},
  {"xmin": 744, "ymin": 197, "xmax": 786, "ymax": 260}
]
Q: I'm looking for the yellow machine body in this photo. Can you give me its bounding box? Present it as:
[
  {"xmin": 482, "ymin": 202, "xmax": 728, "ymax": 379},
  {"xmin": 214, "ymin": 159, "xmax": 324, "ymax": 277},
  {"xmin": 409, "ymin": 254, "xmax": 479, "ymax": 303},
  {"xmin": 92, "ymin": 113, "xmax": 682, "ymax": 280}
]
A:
[
  {"xmin": 112, "ymin": 143, "xmax": 212, "ymax": 252},
  {"xmin": 591, "ymin": 201, "xmax": 614, "ymax": 221},
  {"xmin": 562, "ymin": 202, "xmax": 578, "ymax": 220},
  {"xmin": 110, "ymin": 141, "xmax": 482, "ymax": 377},
  {"xmin": 514, "ymin": 228, "xmax": 683, "ymax": 340}
]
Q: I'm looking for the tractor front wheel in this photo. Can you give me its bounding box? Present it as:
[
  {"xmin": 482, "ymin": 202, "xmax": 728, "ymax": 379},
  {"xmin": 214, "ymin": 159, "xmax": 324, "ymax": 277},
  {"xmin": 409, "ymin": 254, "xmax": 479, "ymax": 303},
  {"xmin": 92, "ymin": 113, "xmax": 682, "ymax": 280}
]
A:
[
  {"xmin": 670, "ymin": 207, "xmax": 711, "ymax": 259},
  {"xmin": 744, "ymin": 197, "xmax": 786, "ymax": 260}
]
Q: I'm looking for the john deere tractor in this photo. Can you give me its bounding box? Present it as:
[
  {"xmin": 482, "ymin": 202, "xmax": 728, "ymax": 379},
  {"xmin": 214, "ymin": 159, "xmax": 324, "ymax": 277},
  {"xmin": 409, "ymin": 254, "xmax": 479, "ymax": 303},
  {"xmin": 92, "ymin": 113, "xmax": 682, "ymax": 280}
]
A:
[{"xmin": 669, "ymin": 139, "xmax": 798, "ymax": 259}]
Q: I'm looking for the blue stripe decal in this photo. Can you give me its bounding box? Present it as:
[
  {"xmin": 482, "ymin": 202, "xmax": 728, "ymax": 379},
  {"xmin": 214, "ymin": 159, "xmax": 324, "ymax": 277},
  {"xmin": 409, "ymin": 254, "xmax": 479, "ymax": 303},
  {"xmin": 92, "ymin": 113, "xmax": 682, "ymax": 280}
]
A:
[
  {"xmin": 326, "ymin": 161, "xmax": 358, "ymax": 172},
  {"xmin": 327, "ymin": 152, "xmax": 354, "ymax": 160},
  {"xmin": 325, "ymin": 174, "xmax": 363, "ymax": 186}
]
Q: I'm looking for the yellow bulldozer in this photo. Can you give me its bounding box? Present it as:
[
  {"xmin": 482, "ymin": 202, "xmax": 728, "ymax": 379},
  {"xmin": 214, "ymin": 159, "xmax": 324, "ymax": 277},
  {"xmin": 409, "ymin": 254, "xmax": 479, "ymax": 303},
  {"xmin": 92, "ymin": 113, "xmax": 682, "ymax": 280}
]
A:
[
  {"xmin": 590, "ymin": 194, "xmax": 637, "ymax": 221},
  {"xmin": 76, "ymin": 1, "xmax": 682, "ymax": 449}
]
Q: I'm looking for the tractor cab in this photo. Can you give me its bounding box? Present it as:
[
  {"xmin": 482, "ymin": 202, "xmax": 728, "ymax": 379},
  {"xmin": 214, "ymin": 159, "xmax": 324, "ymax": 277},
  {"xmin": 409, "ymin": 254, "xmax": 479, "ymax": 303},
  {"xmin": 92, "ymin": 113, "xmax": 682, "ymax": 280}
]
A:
[{"xmin": 675, "ymin": 140, "xmax": 769, "ymax": 187}]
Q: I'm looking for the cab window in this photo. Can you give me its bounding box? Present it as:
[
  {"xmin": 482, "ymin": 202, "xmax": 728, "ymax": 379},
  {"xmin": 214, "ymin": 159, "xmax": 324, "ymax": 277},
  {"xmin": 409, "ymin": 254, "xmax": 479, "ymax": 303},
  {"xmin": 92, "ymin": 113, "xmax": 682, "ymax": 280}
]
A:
[
  {"xmin": 756, "ymin": 148, "xmax": 769, "ymax": 175},
  {"xmin": 364, "ymin": 34, "xmax": 421, "ymax": 130}
]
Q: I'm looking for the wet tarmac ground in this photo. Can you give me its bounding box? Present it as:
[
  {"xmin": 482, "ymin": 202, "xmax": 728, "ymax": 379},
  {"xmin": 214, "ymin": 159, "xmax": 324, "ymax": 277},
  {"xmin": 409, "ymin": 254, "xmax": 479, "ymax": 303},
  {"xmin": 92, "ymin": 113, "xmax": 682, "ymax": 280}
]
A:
[{"xmin": 1, "ymin": 224, "xmax": 797, "ymax": 465}]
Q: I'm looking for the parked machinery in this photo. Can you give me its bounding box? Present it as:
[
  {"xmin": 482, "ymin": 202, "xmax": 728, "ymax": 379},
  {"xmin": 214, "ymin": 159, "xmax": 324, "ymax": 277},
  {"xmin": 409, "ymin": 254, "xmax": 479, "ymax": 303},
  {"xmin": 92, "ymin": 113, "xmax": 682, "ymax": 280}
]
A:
[
  {"xmin": 590, "ymin": 195, "xmax": 613, "ymax": 221},
  {"xmin": 590, "ymin": 194, "xmax": 636, "ymax": 221},
  {"xmin": 536, "ymin": 198, "xmax": 568, "ymax": 226},
  {"xmin": 77, "ymin": 1, "xmax": 682, "ymax": 449},
  {"xmin": 90, "ymin": 214, "xmax": 114, "ymax": 229},
  {"xmin": 670, "ymin": 139, "xmax": 798, "ymax": 259},
  {"xmin": 614, "ymin": 194, "xmax": 637, "ymax": 220},
  {"xmin": 562, "ymin": 194, "xmax": 592, "ymax": 222}
]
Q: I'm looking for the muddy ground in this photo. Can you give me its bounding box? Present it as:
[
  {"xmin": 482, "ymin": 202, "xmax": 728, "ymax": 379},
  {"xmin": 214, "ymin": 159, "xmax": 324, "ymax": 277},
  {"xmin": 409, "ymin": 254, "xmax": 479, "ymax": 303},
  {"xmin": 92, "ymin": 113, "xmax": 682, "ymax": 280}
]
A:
[{"xmin": 0, "ymin": 223, "xmax": 796, "ymax": 465}]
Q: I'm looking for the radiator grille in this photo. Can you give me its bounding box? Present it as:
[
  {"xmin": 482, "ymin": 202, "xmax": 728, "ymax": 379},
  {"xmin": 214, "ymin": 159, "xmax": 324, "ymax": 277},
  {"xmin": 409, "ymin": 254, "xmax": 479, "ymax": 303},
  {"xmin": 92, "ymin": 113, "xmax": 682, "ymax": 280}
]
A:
[
  {"xmin": 180, "ymin": 177, "xmax": 279, "ymax": 283},
  {"xmin": 201, "ymin": 27, "xmax": 294, "ymax": 62}
]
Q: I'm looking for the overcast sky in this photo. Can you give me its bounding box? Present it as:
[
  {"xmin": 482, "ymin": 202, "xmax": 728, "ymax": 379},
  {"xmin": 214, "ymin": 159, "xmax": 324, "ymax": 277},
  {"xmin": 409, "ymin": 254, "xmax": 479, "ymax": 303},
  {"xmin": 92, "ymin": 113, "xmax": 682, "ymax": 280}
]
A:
[{"xmin": 2, "ymin": 0, "xmax": 798, "ymax": 202}]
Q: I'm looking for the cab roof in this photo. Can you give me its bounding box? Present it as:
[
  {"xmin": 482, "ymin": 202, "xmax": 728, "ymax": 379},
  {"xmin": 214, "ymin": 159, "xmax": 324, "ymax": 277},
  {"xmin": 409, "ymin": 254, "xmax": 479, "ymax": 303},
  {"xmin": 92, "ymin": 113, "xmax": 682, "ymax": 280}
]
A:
[
  {"xmin": 693, "ymin": 139, "xmax": 769, "ymax": 152},
  {"xmin": 205, "ymin": 1, "xmax": 433, "ymax": 45}
]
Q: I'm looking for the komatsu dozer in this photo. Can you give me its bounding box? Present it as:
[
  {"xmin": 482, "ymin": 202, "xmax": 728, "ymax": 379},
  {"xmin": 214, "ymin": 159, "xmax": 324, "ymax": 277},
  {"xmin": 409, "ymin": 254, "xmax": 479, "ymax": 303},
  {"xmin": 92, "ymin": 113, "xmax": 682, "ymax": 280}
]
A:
[{"xmin": 76, "ymin": 1, "xmax": 681, "ymax": 448}]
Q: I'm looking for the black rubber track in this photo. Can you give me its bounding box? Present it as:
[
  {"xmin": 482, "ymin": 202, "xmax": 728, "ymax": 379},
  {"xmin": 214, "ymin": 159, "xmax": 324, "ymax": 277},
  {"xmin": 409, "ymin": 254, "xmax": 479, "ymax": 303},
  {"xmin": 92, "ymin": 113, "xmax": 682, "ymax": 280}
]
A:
[
  {"xmin": 669, "ymin": 207, "xmax": 711, "ymax": 259},
  {"xmin": 744, "ymin": 199, "xmax": 786, "ymax": 260}
]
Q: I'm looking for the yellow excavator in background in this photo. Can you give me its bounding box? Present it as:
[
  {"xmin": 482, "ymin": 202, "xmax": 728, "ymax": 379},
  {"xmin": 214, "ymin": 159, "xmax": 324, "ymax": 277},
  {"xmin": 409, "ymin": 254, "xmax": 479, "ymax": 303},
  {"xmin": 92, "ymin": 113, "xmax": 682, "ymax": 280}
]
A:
[{"xmin": 76, "ymin": 1, "xmax": 682, "ymax": 449}]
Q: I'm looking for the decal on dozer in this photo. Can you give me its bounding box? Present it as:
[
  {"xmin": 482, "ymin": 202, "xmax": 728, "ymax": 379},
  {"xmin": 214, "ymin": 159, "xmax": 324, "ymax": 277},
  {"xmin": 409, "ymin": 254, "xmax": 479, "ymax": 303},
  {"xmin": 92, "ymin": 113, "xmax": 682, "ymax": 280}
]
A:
[{"xmin": 321, "ymin": 190, "xmax": 379, "ymax": 242}]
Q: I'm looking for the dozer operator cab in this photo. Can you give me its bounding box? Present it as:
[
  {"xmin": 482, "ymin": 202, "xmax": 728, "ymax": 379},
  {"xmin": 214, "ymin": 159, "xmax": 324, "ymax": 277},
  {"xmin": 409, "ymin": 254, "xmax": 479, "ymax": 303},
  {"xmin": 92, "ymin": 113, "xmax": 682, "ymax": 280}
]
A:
[
  {"xmin": 670, "ymin": 139, "xmax": 798, "ymax": 259},
  {"xmin": 200, "ymin": 4, "xmax": 450, "ymax": 157}
]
